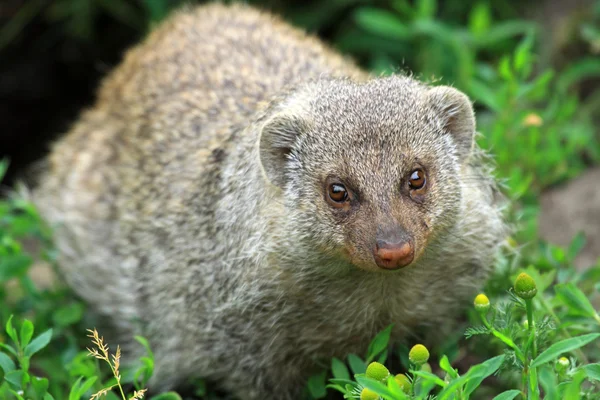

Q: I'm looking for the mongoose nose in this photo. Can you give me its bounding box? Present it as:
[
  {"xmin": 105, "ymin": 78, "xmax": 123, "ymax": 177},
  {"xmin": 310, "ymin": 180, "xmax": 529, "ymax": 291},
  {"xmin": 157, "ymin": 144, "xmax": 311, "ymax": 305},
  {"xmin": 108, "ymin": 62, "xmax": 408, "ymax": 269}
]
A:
[{"xmin": 373, "ymin": 240, "xmax": 414, "ymax": 270}]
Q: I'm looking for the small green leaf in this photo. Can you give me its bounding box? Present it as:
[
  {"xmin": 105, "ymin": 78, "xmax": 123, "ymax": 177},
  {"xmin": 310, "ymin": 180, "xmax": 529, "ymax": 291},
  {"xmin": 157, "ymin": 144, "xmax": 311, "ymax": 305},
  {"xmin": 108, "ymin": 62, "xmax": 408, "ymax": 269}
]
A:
[
  {"xmin": 19, "ymin": 320, "xmax": 34, "ymax": 348},
  {"xmin": 439, "ymin": 355, "xmax": 458, "ymax": 379},
  {"xmin": 5, "ymin": 316, "xmax": 19, "ymax": 347},
  {"xmin": 463, "ymin": 355, "xmax": 505, "ymax": 396},
  {"xmin": 366, "ymin": 325, "xmax": 392, "ymax": 363},
  {"xmin": 347, "ymin": 354, "xmax": 366, "ymax": 375},
  {"xmin": 30, "ymin": 376, "xmax": 49, "ymax": 397},
  {"xmin": 411, "ymin": 370, "xmax": 446, "ymax": 387},
  {"xmin": 4, "ymin": 370, "xmax": 24, "ymax": 389},
  {"xmin": 0, "ymin": 352, "xmax": 16, "ymax": 373},
  {"xmin": 468, "ymin": 2, "xmax": 491, "ymax": 36},
  {"xmin": 492, "ymin": 389, "xmax": 521, "ymax": 400},
  {"xmin": 531, "ymin": 333, "xmax": 600, "ymax": 368},
  {"xmin": 149, "ymin": 393, "xmax": 183, "ymax": 400},
  {"xmin": 555, "ymin": 283, "xmax": 598, "ymax": 319},
  {"xmin": 331, "ymin": 357, "xmax": 350, "ymax": 380},
  {"xmin": 513, "ymin": 33, "xmax": 534, "ymax": 76},
  {"xmin": 24, "ymin": 329, "xmax": 53, "ymax": 358},
  {"xmin": 567, "ymin": 232, "xmax": 586, "ymax": 260},
  {"xmin": 307, "ymin": 371, "xmax": 327, "ymax": 399},
  {"xmin": 583, "ymin": 363, "xmax": 600, "ymax": 382},
  {"xmin": 68, "ymin": 376, "xmax": 97, "ymax": 400}
]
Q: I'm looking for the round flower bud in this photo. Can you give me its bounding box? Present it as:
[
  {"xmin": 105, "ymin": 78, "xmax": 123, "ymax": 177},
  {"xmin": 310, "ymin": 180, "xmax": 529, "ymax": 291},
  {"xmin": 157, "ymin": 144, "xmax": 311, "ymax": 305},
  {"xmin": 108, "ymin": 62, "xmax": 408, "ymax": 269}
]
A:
[
  {"xmin": 408, "ymin": 344, "xmax": 430, "ymax": 365},
  {"xmin": 555, "ymin": 357, "xmax": 570, "ymax": 372},
  {"xmin": 394, "ymin": 374, "xmax": 410, "ymax": 393},
  {"xmin": 474, "ymin": 293, "xmax": 490, "ymax": 313},
  {"xmin": 360, "ymin": 388, "xmax": 379, "ymax": 400},
  {"xmin": 514, "ymin": 272, "xmax": 537, "ymax": 299},
  {"xmin": 365, "ymin": 362, "xmax": 390, "ymax": 382}
]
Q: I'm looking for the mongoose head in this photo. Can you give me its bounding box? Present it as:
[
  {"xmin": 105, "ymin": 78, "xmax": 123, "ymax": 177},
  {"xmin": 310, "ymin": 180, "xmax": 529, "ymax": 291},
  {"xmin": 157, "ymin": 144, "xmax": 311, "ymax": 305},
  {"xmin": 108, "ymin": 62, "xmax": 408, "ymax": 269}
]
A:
[{"xmin": 259, "ymin": 76, "xmax": 476, "ymax": 273}]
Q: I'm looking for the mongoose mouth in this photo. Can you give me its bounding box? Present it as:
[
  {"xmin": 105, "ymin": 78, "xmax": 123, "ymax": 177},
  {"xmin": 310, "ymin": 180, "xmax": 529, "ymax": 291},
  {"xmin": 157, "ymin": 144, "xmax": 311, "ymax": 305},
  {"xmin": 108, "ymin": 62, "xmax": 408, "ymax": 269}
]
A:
[{"xmin": 372, "ymin": 240, "xmax": 415, "ymax": 270}]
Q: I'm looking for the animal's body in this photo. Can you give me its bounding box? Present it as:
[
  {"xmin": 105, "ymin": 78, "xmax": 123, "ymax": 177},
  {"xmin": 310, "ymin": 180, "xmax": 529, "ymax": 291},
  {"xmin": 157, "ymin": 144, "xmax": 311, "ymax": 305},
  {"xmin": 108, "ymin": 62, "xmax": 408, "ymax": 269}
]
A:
[{"xmin": 33, "ymin": 4, "xmax": 505, "ymax": 399}]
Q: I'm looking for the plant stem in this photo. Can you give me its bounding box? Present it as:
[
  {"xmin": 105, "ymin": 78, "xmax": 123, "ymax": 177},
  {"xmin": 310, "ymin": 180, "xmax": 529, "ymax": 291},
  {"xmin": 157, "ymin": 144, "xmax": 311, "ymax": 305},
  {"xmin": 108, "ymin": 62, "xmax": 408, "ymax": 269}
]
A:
[{"xmin": 525, "ymin": 299, "xmax": 537, "ymax": 358}]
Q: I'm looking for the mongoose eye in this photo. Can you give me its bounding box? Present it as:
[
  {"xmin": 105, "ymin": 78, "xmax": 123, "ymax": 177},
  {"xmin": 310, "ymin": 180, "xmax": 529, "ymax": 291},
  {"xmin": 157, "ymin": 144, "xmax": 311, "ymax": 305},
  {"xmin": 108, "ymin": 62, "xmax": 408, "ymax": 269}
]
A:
[
  {"xmin": 408, "ymin": 169, "xmax": 426, "ymax": 190},
  {"xmin": 328, "ymin": 183, "xmax": 348, "ymax": 203}
]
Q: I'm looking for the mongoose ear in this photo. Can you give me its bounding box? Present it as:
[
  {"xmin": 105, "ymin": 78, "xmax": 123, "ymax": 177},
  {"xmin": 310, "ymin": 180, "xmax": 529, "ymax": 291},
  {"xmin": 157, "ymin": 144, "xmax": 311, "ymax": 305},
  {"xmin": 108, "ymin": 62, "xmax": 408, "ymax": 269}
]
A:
[
  {"xmin": 258, "ymin": 113, "xmax": 309, "ymax": 188},
  {"xmin": 426, "ymin": 86, "xmax": 476, "ymax": 159}
]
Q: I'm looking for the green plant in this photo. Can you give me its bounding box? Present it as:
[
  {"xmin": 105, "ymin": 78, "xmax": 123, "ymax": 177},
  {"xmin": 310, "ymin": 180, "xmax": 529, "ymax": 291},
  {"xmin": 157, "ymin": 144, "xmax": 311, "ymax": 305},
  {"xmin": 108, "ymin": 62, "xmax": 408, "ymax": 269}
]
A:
[{"xmin": 311, "ymin": 268, "xmax": 599, "ymax": 399}]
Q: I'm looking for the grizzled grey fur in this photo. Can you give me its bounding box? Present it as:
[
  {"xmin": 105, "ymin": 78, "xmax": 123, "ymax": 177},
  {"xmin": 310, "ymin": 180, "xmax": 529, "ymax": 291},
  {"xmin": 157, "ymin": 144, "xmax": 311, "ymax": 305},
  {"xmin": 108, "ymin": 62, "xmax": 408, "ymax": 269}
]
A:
[{"xmin": 33, "ymin": 3, "xmax": 506, "ymax": 399}]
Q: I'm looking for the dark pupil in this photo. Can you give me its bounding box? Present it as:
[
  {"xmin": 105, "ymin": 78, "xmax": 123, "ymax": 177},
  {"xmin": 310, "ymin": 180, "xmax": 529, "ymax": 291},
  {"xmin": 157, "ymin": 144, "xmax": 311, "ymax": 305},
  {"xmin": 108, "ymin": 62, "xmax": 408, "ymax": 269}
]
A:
[
  {"xmin": 330, "ymin": 184, "xmax": 347, "ymax": 202},
  {"xmin": 410, "ymin": 170, "xmax": 424, "ymax": 188}
]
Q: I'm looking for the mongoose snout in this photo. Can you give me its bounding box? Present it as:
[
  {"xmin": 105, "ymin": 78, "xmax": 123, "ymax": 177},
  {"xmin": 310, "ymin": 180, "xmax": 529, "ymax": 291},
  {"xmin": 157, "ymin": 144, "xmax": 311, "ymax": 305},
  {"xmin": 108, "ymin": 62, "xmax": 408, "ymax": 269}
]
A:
[{"xmin": 373, "ymin": 229, "xmax": 414, "ymax": 269}]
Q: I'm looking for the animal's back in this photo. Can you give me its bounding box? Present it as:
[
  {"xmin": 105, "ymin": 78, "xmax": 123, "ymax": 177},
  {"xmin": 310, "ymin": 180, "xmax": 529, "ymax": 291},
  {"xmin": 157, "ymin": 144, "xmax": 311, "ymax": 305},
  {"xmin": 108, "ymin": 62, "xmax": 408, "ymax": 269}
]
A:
[{"xmin": 33, "ymin": 4, "xmax": 363, "ymax": 334}]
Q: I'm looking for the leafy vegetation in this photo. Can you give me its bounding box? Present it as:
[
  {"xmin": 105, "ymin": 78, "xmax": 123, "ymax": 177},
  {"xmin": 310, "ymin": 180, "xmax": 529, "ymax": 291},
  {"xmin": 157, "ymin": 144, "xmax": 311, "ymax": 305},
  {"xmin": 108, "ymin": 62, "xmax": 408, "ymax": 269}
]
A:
[{"xmin": 1, "ymin": 0, "xmax": 599, "ymax": 399}]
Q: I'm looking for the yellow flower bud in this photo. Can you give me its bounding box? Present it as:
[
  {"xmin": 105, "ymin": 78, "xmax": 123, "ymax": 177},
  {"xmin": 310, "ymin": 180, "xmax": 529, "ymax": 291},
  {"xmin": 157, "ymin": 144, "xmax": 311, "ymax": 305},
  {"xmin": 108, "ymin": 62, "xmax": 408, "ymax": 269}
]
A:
[
  {"xmin": 555, "ymin": 357, "xmax": 570, "ymax": 371},
  {"xmin": 394, "ymin": 374, "xmax": 410, "ymax": 393},
  {"xmin": 365, "ymin": 362, "xmax": 390, "ymax": 382},
  {"xmin": 408, "ymin": 344, "xmax": 430, "ymax": 365},
  {"xmin": 514, "ymin": 272, "xmax": 537, "ymax": 299},
  {"xmin": 360, "ymin": 388, "xmax": 379, "ymax": 400},
  {"xmin": 474, "ymin": 293, "xmax": 490, "ymax": 313}
]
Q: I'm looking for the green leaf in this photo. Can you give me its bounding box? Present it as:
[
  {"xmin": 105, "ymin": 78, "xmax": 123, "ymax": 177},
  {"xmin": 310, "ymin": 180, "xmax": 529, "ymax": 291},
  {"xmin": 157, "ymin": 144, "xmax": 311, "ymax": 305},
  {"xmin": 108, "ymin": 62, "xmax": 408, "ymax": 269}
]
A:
[
  {"xmin": 416, "ymin": 0, "xmax": 437, "ymax": 19},
  {"xmin": 366, "ymin": 325, "xmax": 392, "ymax": 363},
  {"xmin": 355, "ymin": 375, "xmax": 395, "ymax": 397},
  {"xmin": 0, "ymin": 254, "xmax": 32, "ymax": 281},
  {"xmin": 563, "ymin": 370, "xmax": 586, "ymax": 399},
  {"xmin": 354, "ymin": 8, "xmax": 411, "ymax": 40},
  {"xmin": 0, "ymin": 352, "xmax": 16, "ymax": 373},
  {"xmin": 30, "ymin": 376, "xmax": 49, "ymax": 398},
  {"xmin": 538, "ymin": 365, "xmax": 558, "ymax": 400},
  {"xmin": 492, "ymin": 389, "xmax": 521, "ymax": 400},
  {"xmin": 438, "ymin": 355, "xmax": 458, "ymax": 379},
  {"xmin": 567, "ymin": 232, "xmax": 586, "ymax": 261},
  {"xmin": 463, "ymin": 355, "xmax": 505, "ymax": 396},
  {"xmin": 52, "ymin": 303, "xmax": 85, "ymax": 327},
  {"xmin": 149, "ymin": 393, "xmax": 183, "ymax": 400},
  {"xmin": 436, "ymin": 375, "xmax": 468, "ymax": 400},
  {"xmin": 411, "ymin": 370, "xmax": 446, "ymax": 387},
  {"xmin": 583, "ymin": 363, "xmax": 600, "ymax": 382},
  {"xmin": 347, "ymin": 354, "xmax": 366, "ymax": 375},
  {"xmin": 513, "ymin": 33, "xmax": 534, "ymax": 76},
  {"xmin": 468, "ymin": 2, "xmax": 491, "ymax": 36},
  {"xmin": 24, "ymin": 329, "xmax": 53, "ymax": 358},
  {"xmin": 307, "ymin": 371, "xmax": 327, "ymax": 399},
  {"xmin": 331, "ymin": 357, "xmax": 350, "ymax": 380},
  {"xmin": 531, "ymin": 333, "xmax": 600, "ymax": 368},
  {"xmin": 554, "ymin": 283, "xmax": 598, "ymax": 319},
  {"xmin": 4, "ymin": 370, "xmax": 24, "ymax": 390},
  {"xmin": 5, "ymin": 316, "xmax": 19, "ymax": 347},
  {"xmin": 0, "ymin": 159, "xmax": 8, "ymax": 181},
  {"xmin": 19, "ymin": 320, "xmax": 34, "ymax": 348},
  {"xmin": 68, "ymin": 376, "xmax": 97, "ymax": 400}
]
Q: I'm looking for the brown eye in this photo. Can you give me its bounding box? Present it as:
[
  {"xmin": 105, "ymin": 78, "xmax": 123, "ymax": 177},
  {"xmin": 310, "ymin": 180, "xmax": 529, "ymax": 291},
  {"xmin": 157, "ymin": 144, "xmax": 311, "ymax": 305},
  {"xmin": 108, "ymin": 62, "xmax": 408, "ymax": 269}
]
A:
[
  {"xmin": 328, "ymin": 183, "xmax": 348, "ymax": 203},
  {"xmin": 408, "ymin": 169, "xmax": 426, "ymax": 190}
]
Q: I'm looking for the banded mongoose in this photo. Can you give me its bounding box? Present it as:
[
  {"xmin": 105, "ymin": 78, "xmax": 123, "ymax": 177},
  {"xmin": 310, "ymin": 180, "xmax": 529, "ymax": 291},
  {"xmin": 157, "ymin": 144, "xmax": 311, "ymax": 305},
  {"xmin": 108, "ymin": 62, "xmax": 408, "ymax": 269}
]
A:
[{"xmin": 32, "ymin": 3, "xmax": 506, "ymax": 399}]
